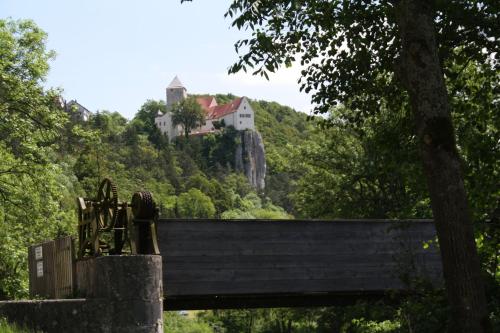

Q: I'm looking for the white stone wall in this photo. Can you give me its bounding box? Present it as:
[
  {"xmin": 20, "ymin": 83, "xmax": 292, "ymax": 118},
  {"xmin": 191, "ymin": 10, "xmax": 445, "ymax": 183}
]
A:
[
  {"xmin": 155, "ymin": 112, "xmax": 179, "ymax": 140},
  {"xmin": 234, "ymin": 98, "xmax": 255, "ymax": 131},
  {"xmin": 222, "ymin": 113, "xmax": 235, "ymax": 128}
]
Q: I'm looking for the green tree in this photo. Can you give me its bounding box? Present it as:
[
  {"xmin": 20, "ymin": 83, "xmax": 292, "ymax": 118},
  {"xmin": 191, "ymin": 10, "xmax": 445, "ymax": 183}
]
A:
[
  {"xmin": 133, "ymin": 99, "xmax": 168, "ymax": 148},
  {"xmin": 171, "ymin": 96, "xmax": 205, "ymax": 138},
  {"xmin": 0, "ymin": 19, "xmax": 65, "ymax": 169},
  {"xmin": 290, "ymin": 107, "xmax": 430, "ymax": 220},
  {"xmin": 91, "ymin": 110, "xmax": 127, "ymax": 142},
  {"xmin": 185, "ymin": 173, "xmax": 235, "ymax": 216},
  {"xmin": 177, "ymin": 189, "xmax": 216, "ymax": 218},
  {"xmin": 135, "ymin": 99, "xmax": 166, "ymax": 133},
  {"xmin": 193, "ymin": 1, "xmax": 498, "ymax": 330},
  {"xmin": 0, "ymin": 19, "xmax": 77, "ymax": 298},
  {"xmin": 221, "ymin": 192, "xmax": 291, "ymax": 219}
]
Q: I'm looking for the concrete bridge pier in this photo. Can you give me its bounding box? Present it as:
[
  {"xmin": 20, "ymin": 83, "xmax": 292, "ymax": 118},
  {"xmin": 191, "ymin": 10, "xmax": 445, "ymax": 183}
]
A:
[
  {"xmin": 93, "ymin": 255, "xmax": 164, "ymax": 333},
  {"xmin": 0, "ymin": 255, "xmax": 163, "ymax": 333}
]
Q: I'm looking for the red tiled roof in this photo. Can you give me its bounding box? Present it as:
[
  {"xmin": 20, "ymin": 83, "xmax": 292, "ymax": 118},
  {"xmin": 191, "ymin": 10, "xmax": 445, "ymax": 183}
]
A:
[
  {"xmin": 196, "ymin": 96, "xmax": 217, "ymax": 112},
  {"xmin": 207, "ymin": 97, "xmax": 243, "ymax": 120},
  {"xmin": 194, "ymin": 96, "xmax": 244, "ymax": 120}
]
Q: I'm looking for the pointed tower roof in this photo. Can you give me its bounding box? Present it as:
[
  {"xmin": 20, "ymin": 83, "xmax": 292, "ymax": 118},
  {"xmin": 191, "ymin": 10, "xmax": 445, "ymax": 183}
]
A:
[{"xmin": 167, "ymin": 76, "xmax": 185, "ymax": 89}]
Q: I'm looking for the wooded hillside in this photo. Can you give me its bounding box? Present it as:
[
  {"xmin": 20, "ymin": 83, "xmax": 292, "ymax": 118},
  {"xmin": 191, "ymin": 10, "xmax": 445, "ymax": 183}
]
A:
[{"xmin": 0, "ymin": 17, "xmax": 498, "ymax": 332}]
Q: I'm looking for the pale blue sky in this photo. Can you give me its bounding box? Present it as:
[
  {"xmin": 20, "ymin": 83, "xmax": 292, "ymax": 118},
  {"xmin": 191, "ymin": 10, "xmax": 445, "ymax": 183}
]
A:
[{"xmin": 1, "ymin": 0, "xmax": 311, "ymax": 119}]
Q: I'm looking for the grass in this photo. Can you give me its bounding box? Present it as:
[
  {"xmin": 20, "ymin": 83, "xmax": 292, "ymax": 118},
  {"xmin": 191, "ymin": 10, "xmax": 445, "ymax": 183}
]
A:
[{"xmin": 0, "ymin": 318, "xmax": 31, "ymax": 333}]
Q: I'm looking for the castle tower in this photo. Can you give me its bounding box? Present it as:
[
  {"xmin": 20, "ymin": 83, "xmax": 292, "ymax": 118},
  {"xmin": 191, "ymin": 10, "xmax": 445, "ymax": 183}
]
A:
[
  {"xmin": 155, "ymin": 76, "xmax": 187, "ymax": 141},
  {"xmin": 166, "ymin": 76, "xmax": 187, "ymax": 107}
]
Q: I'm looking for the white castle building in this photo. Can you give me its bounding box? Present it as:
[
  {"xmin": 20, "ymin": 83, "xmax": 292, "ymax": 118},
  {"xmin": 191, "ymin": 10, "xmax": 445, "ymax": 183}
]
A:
[{"xmin": 155, "ymin": 76, "xmax": 255, "ymax": 140}]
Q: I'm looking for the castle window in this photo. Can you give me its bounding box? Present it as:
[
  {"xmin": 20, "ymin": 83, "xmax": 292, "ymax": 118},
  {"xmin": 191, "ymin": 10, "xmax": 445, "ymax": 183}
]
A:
[{"xmin": 239, "ymin": 114, "xmax": 251, "ymax": 118}]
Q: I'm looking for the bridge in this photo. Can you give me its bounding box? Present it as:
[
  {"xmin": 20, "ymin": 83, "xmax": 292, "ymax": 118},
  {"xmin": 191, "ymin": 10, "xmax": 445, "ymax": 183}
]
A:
[
  {"xmin": 1, "ymin": 218, "xmax": 443, "ymax": 332},
  {"xmin": 157, "ymin": 219, "xmax": 442, "ymax": 310}
]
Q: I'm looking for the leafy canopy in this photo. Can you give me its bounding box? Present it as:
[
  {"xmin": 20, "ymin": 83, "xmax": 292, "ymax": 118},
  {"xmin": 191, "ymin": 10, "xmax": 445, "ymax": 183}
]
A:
[
  {"xmin": 0, "ymin": 19, "xmax": 65, "ymax": 165},
  {"xmin": 0, "ymin": 19, "xmax": 74, "ymax": 298},
  {"xmin": 171, "ymin": 96, "xmax": 206, "ymax": 138},
  {"xmin": 220, "ymin": 0, "xmax": 499, "ymax": 124},
  {"xmin": 177, "ymin": 188, "xmax": 216, "ymax": 218}
]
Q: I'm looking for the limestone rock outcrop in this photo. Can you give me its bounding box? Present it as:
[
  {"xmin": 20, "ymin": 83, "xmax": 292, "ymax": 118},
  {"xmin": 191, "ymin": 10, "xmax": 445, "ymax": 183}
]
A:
[{"xmin": 235, "ymin": 130, "xmax": 266, "ymax": 191}]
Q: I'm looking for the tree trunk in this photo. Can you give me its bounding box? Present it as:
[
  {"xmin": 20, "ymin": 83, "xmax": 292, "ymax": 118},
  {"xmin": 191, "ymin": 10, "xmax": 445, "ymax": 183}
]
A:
[{"xmin": 394, "ymin": 1, "xmax": 491, "ymax": 332}]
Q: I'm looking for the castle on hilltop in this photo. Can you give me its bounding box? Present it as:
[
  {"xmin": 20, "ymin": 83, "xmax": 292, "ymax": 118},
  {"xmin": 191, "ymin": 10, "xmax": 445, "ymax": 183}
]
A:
[{"xmin": 155, "ymin": 76, "xmax": 255, "ymax": 140}]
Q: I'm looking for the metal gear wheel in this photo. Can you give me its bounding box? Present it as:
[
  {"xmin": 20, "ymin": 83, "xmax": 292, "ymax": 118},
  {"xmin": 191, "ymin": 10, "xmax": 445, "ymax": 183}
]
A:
[{"xmin": 131, "ymin": 191, "xmax": 156, "ymax": 219}]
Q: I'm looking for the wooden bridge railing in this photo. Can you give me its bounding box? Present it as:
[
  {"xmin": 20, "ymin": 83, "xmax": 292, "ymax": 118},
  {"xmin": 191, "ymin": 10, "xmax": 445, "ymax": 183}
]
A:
[{"xmin": 157, "ymin": 219, "xmax": 443, "ymax": 310}]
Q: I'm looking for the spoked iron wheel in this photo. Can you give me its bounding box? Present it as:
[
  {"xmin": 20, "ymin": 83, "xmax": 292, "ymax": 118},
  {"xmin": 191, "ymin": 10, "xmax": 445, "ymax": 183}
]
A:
[
  {"xmin": 77, "ymin": 197, "xmax": 95, "ymax": 258},
  {"xmin": 96, "ymin": 178, "xmax": 118, "ymax": 230},
  {"xmin": 94, "ymin": 178, "xmax": 119, "ymax": 255},
  {"xmin": 112, "ymin": 207, "xmax": 129, "ymax": 255}
]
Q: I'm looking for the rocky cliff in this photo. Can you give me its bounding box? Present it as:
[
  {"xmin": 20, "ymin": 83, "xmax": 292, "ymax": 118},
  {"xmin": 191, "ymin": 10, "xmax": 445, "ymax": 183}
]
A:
[{"xmin": 235, "ymin": 130, "xmax": 267, "ymax": 191}]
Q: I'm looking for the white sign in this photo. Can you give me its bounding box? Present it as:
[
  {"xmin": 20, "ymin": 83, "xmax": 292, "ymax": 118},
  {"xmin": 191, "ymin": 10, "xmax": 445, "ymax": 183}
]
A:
[
  {"xmin": 35, "ymin": 246, "xmax": 43, "ymax": 260},
  {"xmin": 36, "ymin": 261, "xmax": 44, "ymax": 278}
]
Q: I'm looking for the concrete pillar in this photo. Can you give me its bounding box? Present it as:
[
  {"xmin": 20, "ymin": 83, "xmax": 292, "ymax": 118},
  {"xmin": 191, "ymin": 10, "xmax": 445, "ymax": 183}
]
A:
[
  {"xmin": 94, "ymin": 255, "xmax": 163, "ymax": 333},
  {"xmin": 0, "ymin": 255, "xmax": 163, "ymax": 332}
]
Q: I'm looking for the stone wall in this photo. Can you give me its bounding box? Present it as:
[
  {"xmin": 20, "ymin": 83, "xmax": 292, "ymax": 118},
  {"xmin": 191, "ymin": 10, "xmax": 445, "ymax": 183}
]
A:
[{"xmin": 0, "ymin": 255, "xmax": 163, "ymax": 333}]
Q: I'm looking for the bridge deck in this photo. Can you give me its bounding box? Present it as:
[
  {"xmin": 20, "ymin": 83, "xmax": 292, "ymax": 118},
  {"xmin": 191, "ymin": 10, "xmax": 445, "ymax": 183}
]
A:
[{"xmin": 157, "ymin": 219, "xmax": 443, "ymax": 309}]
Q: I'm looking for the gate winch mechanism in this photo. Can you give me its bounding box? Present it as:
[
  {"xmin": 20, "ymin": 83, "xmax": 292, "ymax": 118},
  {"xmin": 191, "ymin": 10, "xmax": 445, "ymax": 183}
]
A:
[{"xmin": 76, "ymin": 178, "xmax": 159, "ymax": 258}]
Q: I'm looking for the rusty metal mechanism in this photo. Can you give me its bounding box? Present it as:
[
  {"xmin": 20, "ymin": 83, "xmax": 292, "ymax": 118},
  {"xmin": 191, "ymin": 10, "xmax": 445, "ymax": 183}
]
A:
[{"xmin": 76, "ymin": 178, "xmax": 159, "ymax": 258}]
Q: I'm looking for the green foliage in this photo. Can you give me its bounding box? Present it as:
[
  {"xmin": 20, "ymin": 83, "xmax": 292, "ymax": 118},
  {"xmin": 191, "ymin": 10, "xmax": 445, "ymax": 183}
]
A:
[
  {"xmin": 0, "ymin": 19, "xmax": 63, "ymax": 157},
  {"xmin": 2, "ymin": 12, "xmax": 498, "ymax": 331},
  {"xmin": 171, "ymin": 96, "xmax": 206, "ymax": 138},
  {"xmin": 200, "ymin": 126, "xmax": 240, "ymax": 171},
  {"xmin": 177, "ymin": 189, "xmax": 216, "ymax": 218},
  {"xmin": 214, "ymin": 93, "xmax": 236, "ymax": 105},
  {"xmin": 164, "ymin": 312, "xmax": 214, "ymax": 333},
  {"xmin": 223, "ymin": 173, "xmax": 253, "ymax": 198},
  {"xmin": 251, "ymin": 100, "xmax": 314, "ymax": 213},
  {"xmin": 199, "ymin": 309, "xmax": 268, "ymax": 333},
  {"xmin": 223, "ymin": 0, "xmax": 498, "ymax": 124},
  {"xmin": 0, "ymin": 19, "xmax": 76, "ymax": 299},
  {"xmin": 133, "ymin": 100, "xmax": 168, "ymax": 148},
  {"xmin": 222, "ymin": 193, "xmax": 291, "ymax": 219},
  {"xmin": 65, "ymin": 94, "xmax": 290, "ymax": 224},
  {"xmin": 161, "ymin": 195, "xmax": 178, "ymax": 218},
  {"xmin": 185, "ymin": 173, "xmax": 234, "ymax": 216},
  {"xmin": 92, "ymin": 111, "xmax": 127, "ymax": 139},
  {"xmin": 0, "ymin": 318, "xmax": 32, "ymax": 333},
  {"xmin": 135, "ymin": 100, "xmax": 166, "ymax": 134},
  {"xmin": 448, "ymin": 59, "xmax": 500, "ymax": 222},
  {"xmin": 289, "ymin": 107, "xmax": 430, "ymax": 219}
]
